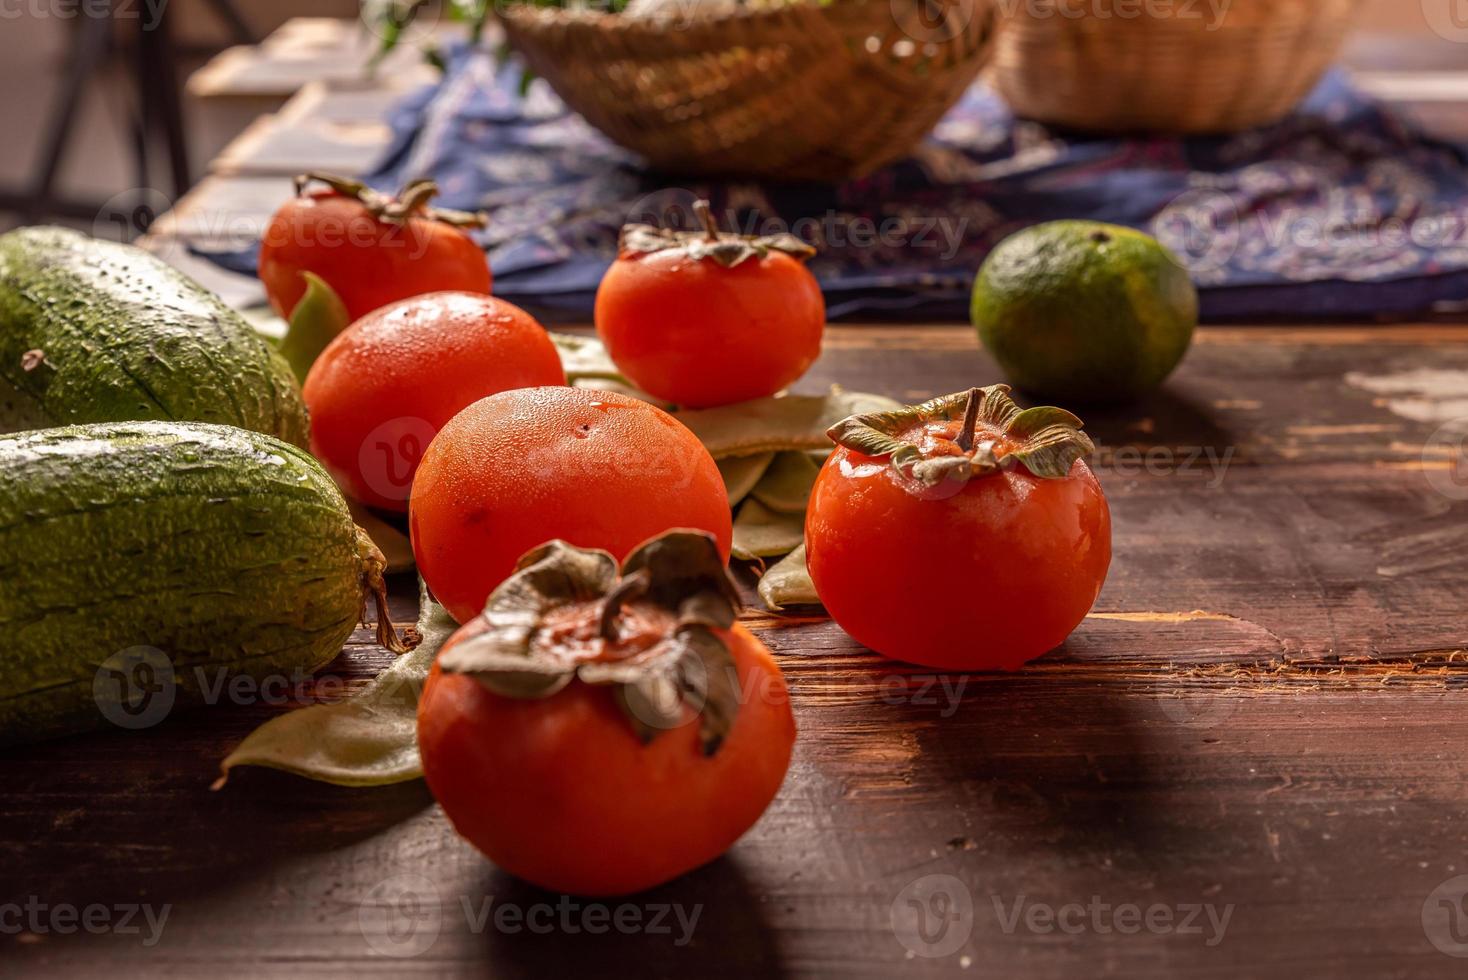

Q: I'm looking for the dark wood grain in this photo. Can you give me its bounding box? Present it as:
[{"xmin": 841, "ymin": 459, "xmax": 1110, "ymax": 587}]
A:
[{"xmin": 4, "ymin": 324, "xmax": 1467, "ymax": 979}]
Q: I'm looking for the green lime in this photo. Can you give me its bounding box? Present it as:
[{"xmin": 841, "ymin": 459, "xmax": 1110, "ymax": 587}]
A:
[{"xmin": 970, "ymin": 221, "xmax": 1198, "ymax": 404}]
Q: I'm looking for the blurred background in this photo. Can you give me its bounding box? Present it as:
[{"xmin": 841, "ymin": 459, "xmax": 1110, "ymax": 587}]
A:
[
  {"xmin": 0, "ymin": 0, "xmax": 360, "ymax": 232},
  {"xmin": 0, "ymin": 0, "xmax": 1463, "ymax": 236}
]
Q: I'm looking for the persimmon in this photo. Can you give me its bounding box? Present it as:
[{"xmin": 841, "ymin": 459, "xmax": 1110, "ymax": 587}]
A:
[
  {"xmin": 417, "ymin": 531, "xmax": 795, "ymax": 896},
  {"xmin": 594, "ymin": 200, "xmax": 825, "ymax": 408},
  {"xmin": 260, "ymin": 172, "xmax": 491, "ymax": 323},
  {"xmin": 409, "ymin": 386, "xmax": 733, "ymax": 624},
  {"xmin": 303, "ymin": 291, "xmax": 564, "ymax": 511},
  {"xmin": 806, "ymin": 386, "xmax": 1111, "ymax": 670}
]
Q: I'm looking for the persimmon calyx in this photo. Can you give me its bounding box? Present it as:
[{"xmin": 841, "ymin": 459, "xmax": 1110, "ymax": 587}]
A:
[
  {"xmin": 437, "ymin": 530, "xmax": 744, "ymax": 755},
  {"xmin": 292, "ymin": 171, "xmax": 488, "ymax": 229},
  {"xmin": 827, "ymin": 385, "xmax": 1095, "ymax": 486},
  {"xmin": 619, "ymin": 199, "xmax": 816, "ymax": 269}
]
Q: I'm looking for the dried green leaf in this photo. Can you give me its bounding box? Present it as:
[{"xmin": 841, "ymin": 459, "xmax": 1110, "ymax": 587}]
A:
[
  {"xmin": 551, "ymin": 333, "xmax": 668, "ymax": 405},
  {"xmin": 751, "ymin": 451, "xmax": 822, "ymax": 513},
  {"xmin": 717, "ymin": 451, "xmax": 775, "ymax": 507},
  {"xmin": 620, "ymin": 531, "xmax": 740, "ymax": 627},
  {"xmin": 731, "ymin": 498, "xmax": 805, "ymax": 561},
  {"xmin": 828, "ymin": 385, "xmax": 1094, "ymax": 485},
  {"xmin": 571, "ymin": 376, "xmax": 667, "ymax": 407},
  {"xmin": 214, "ymin": 580, "xmax": 453, "ymax": 788},
  {"xmin": 551, "ymin": 332, "xmax": 624, "ymax": 383},
  {"xmin": 1006, "ymin": 405, "xmax": 1092, "ymax": 479},
  {"xmin": 619, "ymin": 222, "xmax": 816, "ymax": 269},
  {"xmin": 608, "ymin": 623, "xmax": 737, "ymax": 754},
  {"xmin": 678, "ymin": 389, "xmax": 903, "ymax": 459},
  {"xmin": 757, "ymin": 544, "xmax": 820, "ymax": 612},
  {"xmin": 439, "ymin": 532, "xmax": 743, "ymax": 754},
  {"xmin": 441, "ymin": 541, "xmax": 619, "ymax": 698},
  {"xmin": 293, "ymin": 172, "xmax": 485, "ymax": 228}
]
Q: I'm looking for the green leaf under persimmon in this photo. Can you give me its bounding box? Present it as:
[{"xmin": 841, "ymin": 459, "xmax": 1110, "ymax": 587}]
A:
[
  {"xmin": 750, "ymin": 450, "xmax": 821, "ymax": 513},
  {"xmin": 677, "ymin": 389, "xmax": 902, "ymax": 459},
  {"xmin": 731, "ymin": 498, "xmax": 805, "ymax": 561},
  {"xmin": 212, "ymin": 581, "xmax": 455, "ymax": 788},
  {"xmin": 718, "ymin": 452, "xmax": 775, "ymax": 507},
  {"xmin": 757, "ymin": 544, "xmax": 821, "ymax": 611}
]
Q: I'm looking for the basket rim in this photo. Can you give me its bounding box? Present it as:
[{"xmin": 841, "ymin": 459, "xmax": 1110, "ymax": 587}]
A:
[{"xmin": 498, "ymin": 0, "xmax": 992, "ymax": 35}]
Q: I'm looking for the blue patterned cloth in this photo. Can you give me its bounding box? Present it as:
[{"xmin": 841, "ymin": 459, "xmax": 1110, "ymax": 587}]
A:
[{"xmin": 201, "ymin": 46, "xmax": 1468, "ymax": 322}]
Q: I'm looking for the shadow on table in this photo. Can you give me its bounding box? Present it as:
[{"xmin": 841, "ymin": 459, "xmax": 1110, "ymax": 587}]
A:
[
  {"xmin": 863, "ymin": 656, "xmax": 1221, "ymax": 877},
  {"xmin": 0, "ymin": 711, "xmax": 435, "ymax": 922},
  {"xmin": 469, "ymin": 856, "xmax": 787, "ymax": 980},
  {"xmin": 1080, "ymin": 386, "xmax": 1238, "ymax": 458}
]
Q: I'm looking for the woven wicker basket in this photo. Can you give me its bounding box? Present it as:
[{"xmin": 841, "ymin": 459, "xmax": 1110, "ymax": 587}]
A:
[
  {"xmin": 990, "ymin": 0, "xmax": 1362, "ymax": 134},
  {"xmin": 498, "ymin": 0, "xmax": 999, "ymax": 181}
]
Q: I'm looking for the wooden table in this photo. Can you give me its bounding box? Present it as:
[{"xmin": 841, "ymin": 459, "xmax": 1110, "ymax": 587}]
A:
[
  {"xmin": 4, "ymin": 323, "xmax": 1467, "ymax": 978},
  {"xmin": 8, "ymin": 15, "xmax": 1468, "ymax": 978}
]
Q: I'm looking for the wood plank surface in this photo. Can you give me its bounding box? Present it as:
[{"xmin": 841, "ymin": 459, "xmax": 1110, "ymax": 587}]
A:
[{"xmin": 4, "ymin": 324, "xmax": 1468, "ymax": 978}]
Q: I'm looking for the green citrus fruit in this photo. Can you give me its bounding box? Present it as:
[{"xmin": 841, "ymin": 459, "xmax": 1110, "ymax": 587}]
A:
[{"xmin": 971, "ymin": 221, "xmax": 1198, "ymax": 404}]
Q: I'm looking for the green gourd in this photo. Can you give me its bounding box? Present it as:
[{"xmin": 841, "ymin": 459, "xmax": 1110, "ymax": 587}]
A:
[{"xmin": 0, "ymin": 421, "xmax": 400, "ymax": 745}]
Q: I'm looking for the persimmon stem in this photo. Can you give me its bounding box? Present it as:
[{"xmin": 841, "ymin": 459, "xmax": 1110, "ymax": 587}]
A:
[
  {"xmin": 390, "ymin": 180, "xmax": 440, "ymax": 217},
  {"xmin": 599, "ymin": 569, "xmax": 651, "ymax": 642},
  {"xmin": 693, "ymin": 199, "xmax": 720, "ymax": 241},
  {"xmin": 292, "ymin": 172, "xmax": 486, "ymax": 228},
  {"xmin": 954, "ymin": 387, "xmax": 982, "ymax": 452}
]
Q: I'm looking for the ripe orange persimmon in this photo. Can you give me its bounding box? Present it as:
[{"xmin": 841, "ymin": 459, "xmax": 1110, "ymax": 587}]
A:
[
  {"xmin": 806, "ymin": 386, "xmax": 1111, "ymax": 671},
  {"xmin": 259, "ymin": 173, "xmax": 490, "ymax": 323},
  {"xmin": 595, "ymin": 200, "xmax": 825, "ymax": 408},
  {"xmin": 410, "ymin": 386, "xmax": 733, "ymax": 624},
  {"xmin": 418, "ymin": 532, "xmax": 795, "ymax": 896},
  {"xmin": 302, "ymin": 291, "xmax": 564, "ymax": 511}
]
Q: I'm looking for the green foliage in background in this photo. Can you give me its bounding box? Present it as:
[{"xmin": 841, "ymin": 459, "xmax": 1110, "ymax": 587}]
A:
[{"xmin": 362, "ymin": 0, "xmax": 630, "ymax": 72}]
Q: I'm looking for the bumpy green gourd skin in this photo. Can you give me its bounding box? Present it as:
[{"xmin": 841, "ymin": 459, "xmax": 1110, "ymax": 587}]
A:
[
  {"xmin": 0, "ymin": 227, "xmax": 309, "ymax": 447},
  {"xmin": 0, "ymin": 422, "xmax": 366, "ymax": 744}
]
